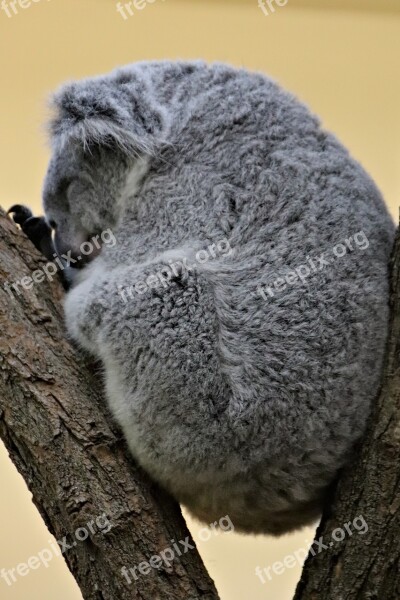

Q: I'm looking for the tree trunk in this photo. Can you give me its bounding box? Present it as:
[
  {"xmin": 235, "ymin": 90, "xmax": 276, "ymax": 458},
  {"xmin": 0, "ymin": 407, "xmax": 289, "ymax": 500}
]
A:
[
  {"xmin": 0, "ymin": 206, "xmax": 220, "ymax": 600},
  {"xmin": 294, "ymin": 225, "xmax": 400, "ymax": 600}
]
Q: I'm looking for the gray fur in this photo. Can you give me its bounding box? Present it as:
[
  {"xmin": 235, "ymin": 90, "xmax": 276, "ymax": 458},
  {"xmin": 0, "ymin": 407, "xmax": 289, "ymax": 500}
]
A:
[{"xmin": 42, "ymin": 61, "xmax": 395, "ymax": 535}]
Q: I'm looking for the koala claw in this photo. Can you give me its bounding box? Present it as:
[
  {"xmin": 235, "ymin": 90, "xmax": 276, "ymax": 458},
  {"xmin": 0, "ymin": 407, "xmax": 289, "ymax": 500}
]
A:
[
  {"xmin": 7, "ymin": 204, "xmax": 72, "ymax": 291},
  {"xmin": 8, "ymin": 204, "xmax": 54, "ymax": 260},
  {"xmin": 7, "ymin": 204, "xmax": 33, "ymax": 226}
]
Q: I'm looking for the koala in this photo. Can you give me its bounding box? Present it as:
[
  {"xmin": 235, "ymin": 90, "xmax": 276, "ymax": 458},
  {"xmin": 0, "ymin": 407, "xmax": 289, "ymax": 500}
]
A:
[{"xmin": 29, "ymin": 62, "xmax": 399, "ymax": 534}]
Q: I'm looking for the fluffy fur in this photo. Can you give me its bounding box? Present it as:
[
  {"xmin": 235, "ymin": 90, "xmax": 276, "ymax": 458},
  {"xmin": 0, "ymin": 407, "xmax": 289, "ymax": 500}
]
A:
[{"xmin": 42, "ymin": 61, "xmax": 395, "ymax": 535}]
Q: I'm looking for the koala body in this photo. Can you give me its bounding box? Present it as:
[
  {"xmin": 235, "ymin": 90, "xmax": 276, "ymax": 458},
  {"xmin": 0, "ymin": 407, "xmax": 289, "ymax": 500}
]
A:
[{"xmin": 43, "ymin": 61, "xmax": 395, "ymax": 535}]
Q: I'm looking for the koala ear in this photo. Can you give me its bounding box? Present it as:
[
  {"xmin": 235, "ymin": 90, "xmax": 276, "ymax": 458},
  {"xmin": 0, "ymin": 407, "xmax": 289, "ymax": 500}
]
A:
[{"xmin": 47, "ymin": 73, "xmax": 170, "ymax": 157}]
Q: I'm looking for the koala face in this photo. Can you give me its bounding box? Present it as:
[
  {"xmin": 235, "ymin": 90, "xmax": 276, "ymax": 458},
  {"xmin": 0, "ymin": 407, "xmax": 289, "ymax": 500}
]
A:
[{"xmin": 43, "ymin": 141, "xmax": 135, "ymax": 262}]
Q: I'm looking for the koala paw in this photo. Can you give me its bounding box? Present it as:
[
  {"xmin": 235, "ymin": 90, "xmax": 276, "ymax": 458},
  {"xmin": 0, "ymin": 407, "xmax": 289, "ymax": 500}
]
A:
[{"xmin": 7, "ymin": 204, "xmax": 73, "ymax": 291}]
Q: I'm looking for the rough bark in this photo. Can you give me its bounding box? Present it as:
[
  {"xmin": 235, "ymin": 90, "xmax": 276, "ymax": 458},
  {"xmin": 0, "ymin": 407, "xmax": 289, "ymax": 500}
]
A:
[
  {"xmin": 0, "ymin": 206, "xmax": 219, "ymax": 600},
  {"xmin": 294, "ymin": 225, "xmax": 400, "ymax": 600}
]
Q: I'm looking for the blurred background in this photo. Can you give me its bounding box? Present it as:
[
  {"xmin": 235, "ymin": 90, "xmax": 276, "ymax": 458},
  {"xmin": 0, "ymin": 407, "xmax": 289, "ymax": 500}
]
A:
[{"xmin": 0, "ymin": 1, "xmax": 399, "ymax": 599}]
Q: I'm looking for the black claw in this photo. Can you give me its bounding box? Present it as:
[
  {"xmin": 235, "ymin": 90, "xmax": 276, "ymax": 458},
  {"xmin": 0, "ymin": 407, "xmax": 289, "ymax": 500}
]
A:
[
  {"xmin": 8, "ymin": 205, "xmax": 55, "ymax": 261},
  {"xmin": 8, "ymin": 204, "xmax": 73, "ymax": 292},
  {"xmin": 7, "ymin": 204, "xmax": 33, "ymax": 226}
]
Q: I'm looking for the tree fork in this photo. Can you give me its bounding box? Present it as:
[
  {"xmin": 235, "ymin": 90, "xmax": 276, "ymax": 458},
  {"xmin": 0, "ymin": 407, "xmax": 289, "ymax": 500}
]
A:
[{"xmin": 0, "ymin": 206, "xmax": 219, "ymax": 600}]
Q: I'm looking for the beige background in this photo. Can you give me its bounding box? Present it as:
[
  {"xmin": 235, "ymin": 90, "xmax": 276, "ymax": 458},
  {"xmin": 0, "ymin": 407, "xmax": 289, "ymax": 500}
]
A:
[{"xmin": 0, "ymin": 1, "xmax": 399, "ymax": 599}]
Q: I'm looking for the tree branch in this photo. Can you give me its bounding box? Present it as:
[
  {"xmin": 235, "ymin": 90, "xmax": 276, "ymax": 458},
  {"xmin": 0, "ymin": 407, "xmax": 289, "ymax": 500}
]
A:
[
  {"xmin": 294, "ymin": 224, "xmax": 400, "ymax": 600},
  {"xmin": 0, "ymin": 207, "xmax": 219, "ymax": 600}
]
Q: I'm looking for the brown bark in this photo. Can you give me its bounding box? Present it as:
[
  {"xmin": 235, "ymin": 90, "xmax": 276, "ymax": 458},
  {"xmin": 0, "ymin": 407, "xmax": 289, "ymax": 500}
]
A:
[
  {"xmin": 0, "ymin": 206, "xmax": 219, "ymax": 600},
  {"xmin": 294, "ymin": 226, "xmax": 400, "ymax": 600}
]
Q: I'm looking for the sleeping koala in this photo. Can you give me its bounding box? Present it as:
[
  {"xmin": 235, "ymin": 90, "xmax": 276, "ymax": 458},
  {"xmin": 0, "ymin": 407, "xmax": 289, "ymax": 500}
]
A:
[{"xmin": 25, "ymin": 62, "xmax": 399, "ymax": 534}]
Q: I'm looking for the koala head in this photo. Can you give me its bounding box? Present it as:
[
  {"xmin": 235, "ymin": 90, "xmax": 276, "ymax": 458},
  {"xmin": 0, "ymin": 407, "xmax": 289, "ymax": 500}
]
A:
[{"xmin": 42, "ymin": 68, "xmax": 169, "ymax": 261}]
